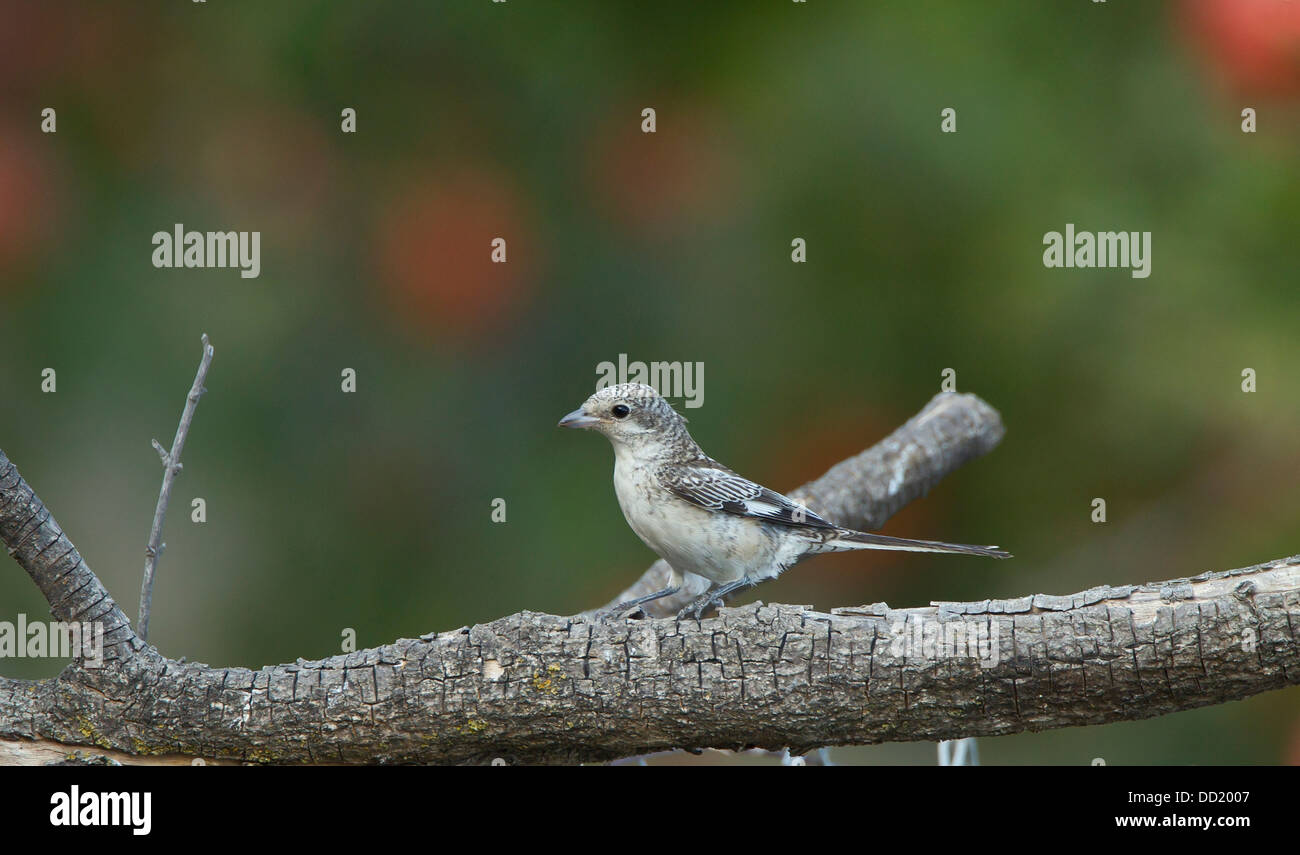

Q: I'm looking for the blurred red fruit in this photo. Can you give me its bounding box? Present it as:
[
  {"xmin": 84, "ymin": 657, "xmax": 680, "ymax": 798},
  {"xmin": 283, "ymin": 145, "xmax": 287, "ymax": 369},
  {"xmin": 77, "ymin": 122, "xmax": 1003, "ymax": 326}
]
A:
[
  {"xmin": 376, "ymin": 168, "xmax": 535, "ymax": 337},
  {"xmin": 0, "ymin": 127, "xmax": 56, "ymax": 277},
  {"xmin": 1182, "ymin": 0, "xmax": 1300, "ymax": 96}
]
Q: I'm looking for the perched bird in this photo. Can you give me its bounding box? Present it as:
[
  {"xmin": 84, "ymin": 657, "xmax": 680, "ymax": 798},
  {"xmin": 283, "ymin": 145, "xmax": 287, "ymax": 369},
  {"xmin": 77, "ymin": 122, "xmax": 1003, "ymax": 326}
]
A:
[{"xmin": 559, "ymin": 383, "xmax": 1010, "ymax": 620}]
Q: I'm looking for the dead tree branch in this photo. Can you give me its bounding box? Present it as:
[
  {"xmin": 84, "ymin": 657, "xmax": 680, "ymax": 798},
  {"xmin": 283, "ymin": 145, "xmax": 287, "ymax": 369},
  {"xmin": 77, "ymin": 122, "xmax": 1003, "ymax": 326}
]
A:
[{"xmin": 2, "ymin": 392, "xmax": 1296, "ymax": 765}]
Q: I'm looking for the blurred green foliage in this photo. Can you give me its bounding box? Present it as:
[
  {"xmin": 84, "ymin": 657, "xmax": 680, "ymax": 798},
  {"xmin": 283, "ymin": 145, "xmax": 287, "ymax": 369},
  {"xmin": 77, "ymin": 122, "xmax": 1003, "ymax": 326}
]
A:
[{"xmin": 1, "ymin": 1, "xmax": 1297, "ymax": 764}]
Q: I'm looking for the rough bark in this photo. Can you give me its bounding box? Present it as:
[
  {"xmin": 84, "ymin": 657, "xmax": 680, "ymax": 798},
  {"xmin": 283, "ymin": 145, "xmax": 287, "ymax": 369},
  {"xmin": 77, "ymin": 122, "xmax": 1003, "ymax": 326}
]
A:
[
  {"xmin": 2, "ymin": 555, "xmax": 1297, "ymax": 765},
  {"xmin": 3, "ymin": 393, "xmax": 1297, "ymax": 765},
  {"xmin": 0, "ymin": 451, "xmax": 140, "ymax": 664}
]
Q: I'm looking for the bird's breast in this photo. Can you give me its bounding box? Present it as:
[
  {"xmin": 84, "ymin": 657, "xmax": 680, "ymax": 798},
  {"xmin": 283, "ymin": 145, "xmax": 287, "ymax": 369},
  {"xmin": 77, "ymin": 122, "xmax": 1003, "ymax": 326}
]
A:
[{"xmin": 611, "ymin": 457, "xmax": 783, "ymax": 584}]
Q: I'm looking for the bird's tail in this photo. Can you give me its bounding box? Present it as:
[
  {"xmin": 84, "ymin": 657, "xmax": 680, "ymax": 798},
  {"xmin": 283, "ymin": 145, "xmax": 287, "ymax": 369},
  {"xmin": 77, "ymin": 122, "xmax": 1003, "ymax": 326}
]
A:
[{"xmin": 825, "ymin": 529, "xmax": 1011, "ymax": 559}]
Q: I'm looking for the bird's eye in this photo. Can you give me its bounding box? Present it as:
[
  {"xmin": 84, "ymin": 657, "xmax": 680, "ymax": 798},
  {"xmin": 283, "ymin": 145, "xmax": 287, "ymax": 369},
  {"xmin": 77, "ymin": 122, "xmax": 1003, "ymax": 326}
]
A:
[{"xmin": 611, "ymin": 404, "xmax": 631, "ymax": 419}]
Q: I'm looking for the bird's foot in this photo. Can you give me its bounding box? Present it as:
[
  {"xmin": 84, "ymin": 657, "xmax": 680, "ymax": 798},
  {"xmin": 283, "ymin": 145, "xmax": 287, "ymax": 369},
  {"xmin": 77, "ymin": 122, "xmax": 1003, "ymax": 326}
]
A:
[
  {"xmin": 597, "ymin": 601, "xmax": 649, "ymax": 621},
  {"xmin": 676, "ymin": 594, "xmax": 723, "ymax": 621}
]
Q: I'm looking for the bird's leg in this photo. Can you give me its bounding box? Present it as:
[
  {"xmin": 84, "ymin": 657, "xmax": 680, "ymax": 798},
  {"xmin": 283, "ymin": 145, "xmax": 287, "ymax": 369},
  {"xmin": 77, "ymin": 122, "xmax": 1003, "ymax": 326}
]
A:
[
  {"xmin": 676, "ymin": 577, "xmax": 758, "ymax": 620},
  {"xmin": 599, "ymin": 584, "xmax": 682, "ymax": 620},
  {"xmin": 598, "ymin": 567, "xmax": 685, "ymax": 620}
]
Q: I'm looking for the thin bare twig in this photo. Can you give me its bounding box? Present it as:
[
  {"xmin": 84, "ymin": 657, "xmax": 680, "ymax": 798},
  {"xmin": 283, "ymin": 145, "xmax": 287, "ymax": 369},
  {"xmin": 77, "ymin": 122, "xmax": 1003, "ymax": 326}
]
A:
[{"xmin": 137, "ymin": 333, "xmax": 214, "ymax": 642}]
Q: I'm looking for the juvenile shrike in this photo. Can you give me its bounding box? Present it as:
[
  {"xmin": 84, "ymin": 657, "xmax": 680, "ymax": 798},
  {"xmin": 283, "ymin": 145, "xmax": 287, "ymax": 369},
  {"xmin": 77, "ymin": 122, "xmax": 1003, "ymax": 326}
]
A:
[{"xmin": 560, "ymin": 383, "xmax": 1010, "ymax": 620}]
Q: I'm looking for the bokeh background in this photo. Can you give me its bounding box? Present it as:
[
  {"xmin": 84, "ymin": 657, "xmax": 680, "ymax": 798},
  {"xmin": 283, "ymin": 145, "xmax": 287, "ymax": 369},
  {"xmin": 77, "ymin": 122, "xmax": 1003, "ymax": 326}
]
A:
[{"xmin": 1, "ymin": 0, "xmax": 1298, "ymax": 765}]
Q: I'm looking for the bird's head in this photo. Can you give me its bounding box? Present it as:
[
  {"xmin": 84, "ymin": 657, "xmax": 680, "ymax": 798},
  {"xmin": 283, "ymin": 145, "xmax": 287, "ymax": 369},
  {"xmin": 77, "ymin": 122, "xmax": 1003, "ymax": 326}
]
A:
[{"xmin": 558, "ymin": 383, "xmax": 691, "ymax": 451}]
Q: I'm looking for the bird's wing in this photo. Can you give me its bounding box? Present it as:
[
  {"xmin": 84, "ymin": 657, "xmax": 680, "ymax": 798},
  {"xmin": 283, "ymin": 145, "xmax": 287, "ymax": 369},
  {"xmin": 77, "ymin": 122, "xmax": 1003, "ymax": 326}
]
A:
[{"xmin": 657, "ymin": 460, "xmax": 838, "ymax": 529}]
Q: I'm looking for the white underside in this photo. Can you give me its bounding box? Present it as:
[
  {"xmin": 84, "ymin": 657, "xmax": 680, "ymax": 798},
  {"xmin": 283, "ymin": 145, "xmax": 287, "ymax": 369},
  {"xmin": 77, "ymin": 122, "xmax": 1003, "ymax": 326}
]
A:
[{"xmin": 612, "ymin": 447, "xmax": 810, "ymax": 585}]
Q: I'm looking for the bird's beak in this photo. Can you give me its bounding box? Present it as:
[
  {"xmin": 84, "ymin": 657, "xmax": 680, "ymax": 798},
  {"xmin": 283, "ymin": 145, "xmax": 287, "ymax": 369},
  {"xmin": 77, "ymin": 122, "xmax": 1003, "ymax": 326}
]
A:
[{"xmin": 558, "ymin": 408, "xmax": 601, "ymax": 429}]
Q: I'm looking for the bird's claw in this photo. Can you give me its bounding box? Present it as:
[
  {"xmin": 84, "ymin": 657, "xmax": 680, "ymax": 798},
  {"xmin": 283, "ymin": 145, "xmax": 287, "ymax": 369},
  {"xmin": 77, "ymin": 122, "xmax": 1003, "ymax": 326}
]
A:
[{"xmin": 676, "ymin": 596, "xmax": 722, "ymax": 621}]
